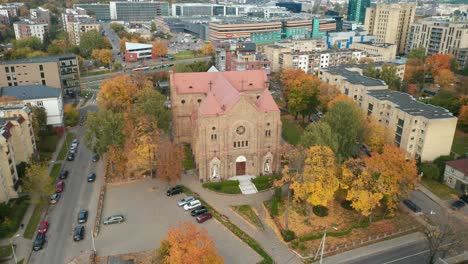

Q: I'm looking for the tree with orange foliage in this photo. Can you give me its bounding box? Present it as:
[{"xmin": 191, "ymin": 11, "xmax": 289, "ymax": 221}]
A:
[
  {"xmin": 91, "ymin": 48, "xmax": 113, "ymax": 67},
  {"xmin": 201, "ymin": 43, "xmax": 214, "ymax": 56},
  {"xmin": 106, "ymin": 144, "xmax": 128, "ymax": 179},
  {"xmin": 119, "ymin": 37, "xmax": 129, "ymax": 53},
  {"xmin": 406, "ymin": 84, "xmax": 418, "ymax": 96},
  {"xmin": 152, "ymin": 40, "xmax": 168, "ymax": 58},
  {"xmin": 327, "ymin": 94, "xmax": 354, "ymax": 109},
  {"xmin": 359, "ymin": 57, "xmax": 374, "ymax": 64},
  {"xmin": 318, "ymin": 83, "xmax": 339, "ymax": 111},
  {"xmin": 404, "ymin": 58, "xmax": 426, "ymax": 88},
  {"xmin": 434, "ymin": 69, "xmax": 457, "ymax": 90},
  {"xmin": 425, "ymin": 54, "xmax": 457, "ymax": 77},
  {"xmin": 365, "ymin": 145, "xmax": 418, "ymax": 215},
  {"xmin": 458, "ymin": 105, "xmax": 468, "ymax": 132},
  {"xmin": 149, "ymin": 222, "xmax": 223, "ymax": 264},
  {"xmin": 156, "ymin": 137, "xmax": 184, "ymax": 186},
  {"xmin": 363, "ymin": 117, "xmax": 392, "ymax": 154}
]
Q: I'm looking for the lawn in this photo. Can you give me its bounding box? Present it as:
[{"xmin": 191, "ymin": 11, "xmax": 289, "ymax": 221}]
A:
[
  {"xmin": 183, "ymin": 144, "xmax": 195, "ymax": 170},
  {"xmin": 37, "ymin": 134, "xmax": 60, "ymax": 162},
  {"xmin": 173, "ymin": 51, "xmax": 195, "ymax": 60},
  {"xmin": 421, "ymin": 178, "xmax": 459, "ymax": 200},
  {"xmin": 81, "ymin": 69, "xmax": 111, "ymax": 77},
  {"xmin": 232, "ymin": 205, "xmax": 262, "ymax": 228},
  {"xmin": 202, "ymin": 180, "xmax": 241, "ymax": 194},
  {"xmin": 0, "ymin": 245, "xmax": 12, "ymax": 261},
  {"xmin": 56, "ymin": 133, "xmax": 76, "ymax": 161},
  {"xmin": 451, "ymin": 131, "xmax": 468, "ymax": 156},
  {"xmin": 50, "ymin": 163, "xmax": 61, "ymax": 181},
  {"xmin": 0, "ymin": 196, "xmax": 30, "ymax": 239},
  {"xmin": 281, "ymin": 117, "xmax": 304, "ymax": 146},
  {"xmin": 252, "ymin": 174, "xmax": 282, "ymax": 191},
  {"xmin": 24, "ymin": 202, "xmax": 46, "ymax": 239}
]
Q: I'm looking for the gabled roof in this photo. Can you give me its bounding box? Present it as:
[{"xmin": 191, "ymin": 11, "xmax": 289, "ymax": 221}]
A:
[
  {"xmin": 256, "ymin": 89, "xmax": 279, "ymax": 112},
  {"xmin": 446, "ymin": 159, "xmax": 468, "ymax": 175}
]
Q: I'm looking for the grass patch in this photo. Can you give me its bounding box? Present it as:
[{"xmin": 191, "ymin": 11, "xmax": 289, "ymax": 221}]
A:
[
  {"xmin": 24, "ymin": 202, "xmax": 46, "ymax": 240},
  {"xmin": 252, "ymin": 174, "xmax": 282, "ymax": 191},
  {"xmin": 182, "ymin": 186, "xmax": 273, "ymax": 263},
  {"xmin": 182, "ymin": 144, "xmax": 195, "ymax": 170},
  {"xmin": 421, "ymin": 177, "xmax": 459, "ymax": 200},
  {"xmin": 81, "ymin": 69, "xmax": 110, "ymax": 77},
  {"xmin": 173, "ymin": 51, "xmax": 196, "ymax": 60},
  {"xmin": 56, "ymin": 133, "xmax": 76, "ymax": 161},
  {"xmin": 37, "ymin": 134, "xmax": 60, "ymax": 162},
  {"xmin": 0, "ymin": 245, "xmax": 12, "ymax": 260},
  {"xmin": 50, "ymin": 163, "xmax": 61, "ymax": 181},
  {"xmin": 281, "ymin": 117, "xmax": 303, "ymax": 146},
  {"xmin": 0, "ymin": 196, "xmax": 30, "ymax": 239},
  {"xmin": 232, "ymin": 205, "xmax": 262, "ymax": 228},
  {"xmin": 202, "ymin": 180, "xmax": 241, "ymax": 194},
  {"xmin": 451, "ymin": 132, "xmax": 468, "ymax": 156}
]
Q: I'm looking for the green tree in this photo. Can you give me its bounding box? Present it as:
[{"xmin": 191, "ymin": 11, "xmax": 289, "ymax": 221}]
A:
[
  {"xmin": 408, "ymin": 46, "xmax": 426, "ymax": 60},
  {"xmin": 13, "ymin": 37, "xmax": 43, "ymax": 51},
  {"xmin": 84, "ymin": 109, "xmax": 125, "ymax": 155},
  {"xmin": 380, "ymin": 63, "xmax": 402, "ymax": 90},
  {"xmin": 362, "ymin": 63, "xmax": 380, "ymax": 79},
  {"xmin": 322, "ymin": 101, "xmax": 365, "ymax": 162},
  {"xmin": 300, "ymin": 121, "xmax": 338, "ymax": 154},
  {"xmin": 135, "ymin": 89, "xmax": 171, "ymax": 133},
  {"xmin": 150, "ymin": 21, "xmax": 157, "ymax": 32},
  {"xmin": 173, "ymin": 61, "xmax": 212, "ymax": 73},
  {"xmin": 22, "ymin": 162, "xmax": 53, "ymax": 204},
  {"xmin": 422, "ymin": 90, "xmax": 465, "ymax": 116},
  {"xmin": 79, "ymin": 29, "xmax": 111, "ymax": 58},
  {"xmin": 30, "ymin": 106, "xmax": 47, "ymax": 142}
]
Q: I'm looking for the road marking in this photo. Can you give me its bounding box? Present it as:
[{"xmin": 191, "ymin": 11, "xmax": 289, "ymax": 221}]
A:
[{"xmin": 382, "ymin": 250, "xmax": 429, "ymax": 264}]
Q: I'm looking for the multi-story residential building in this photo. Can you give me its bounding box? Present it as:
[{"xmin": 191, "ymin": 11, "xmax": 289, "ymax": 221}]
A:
[
  {"xmin": 213, "ymin": 41, "xmax": 271, "ymax": 73},
  {"xmin": 325, "ymin": 30, "xmax": 375, "ymax": 49},
  {"xmin": 444, "ymin": 159, "xmax": 468, "ymax": 193},
  {"xmin": 279, "ymin": 49, "xmax": 365, "ymax": 73},
  {"xmin": 350, "ymin": 42, "xmax": 397, "ymax": 61},
  {"xmin": 62, "ymin": 8, "xmax": 101, "ymax": 45},
  {"xmin": 109, "ymin": 1, "xmax": 169, "ymax": 21},
  {"xmin": 13, "ymin": 20, "xmax": 48, "ymax": 42},
  {"xmin": 348, "ymin": 0, "xmax": 370, "ymax": 24},
  {"xmin": 30, "ymin": 7, "xmax": 51, "ymax": 26},
  {"xmin": 319, "ymin": 65, "xmax": 457, "ymax": 162},
  {"xmin": 364, "ymin": 3, "xmax": 416, "ymax": 53},
  {"xmin": 74, "ymin": 3, "xmax": 111, "ymax": 21},
  {"xmin": 0, "ymin": 4, "xmax": 19, "ymax": 18},
  {"xmin": 0, "ymin": 54, "xmax": 80, "ymax": 96},
  {"xmin": 0, "ymin": 105, "xmax": 36, "ymax": 203},
  {"xmin": 0, "ymin": 85, "xmax": 63, "ymax": 126},
  {"xmin": 406, "ymin": 18, "xmax": 468, "ymax": 69}
]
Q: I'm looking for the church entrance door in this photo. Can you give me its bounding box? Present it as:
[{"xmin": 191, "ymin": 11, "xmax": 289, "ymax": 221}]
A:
[{"xmin": 236, "ymin": 162, "xmax": 246, "ymax": 175}]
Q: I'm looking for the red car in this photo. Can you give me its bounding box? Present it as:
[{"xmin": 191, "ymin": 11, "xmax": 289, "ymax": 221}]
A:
[
  {"xmin": 55, "ymin": 181, "xmax": 65, "ymax": 193},
  {"xmin": 196, "ymin": 212, "xmax": 212, "ymax": 223},
  {"xmin": 38, "ymin": 221, "xmax": 49, "ymax": 234}
]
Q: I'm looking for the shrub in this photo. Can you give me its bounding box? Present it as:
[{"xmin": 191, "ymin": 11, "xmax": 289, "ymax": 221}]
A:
[
  {"xmin": 281, "ymin": 229, "xmax": 296, "ymax": 242},
  {"xmin": 274, "ymin": 187, "xmax": 281, "ymax": 200},
  {"xmin": 313, "ymin": 205, "xmax": 328, "ymax": 217},
  {"xmin": 420, "ymin": 163, "xmax": 440, "ymax": 181},
  {"xmin": 340, "ymin": 200, "xmax": 353, "ymax": 210},
  {"xmin": 0, "ymin": 196, "xmax": 30, "ymax": 238}
]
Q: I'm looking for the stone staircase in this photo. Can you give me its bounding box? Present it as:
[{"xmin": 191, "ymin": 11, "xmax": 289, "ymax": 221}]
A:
[{"xmin": 237, "ymin": 176, "xmax": 258, "ymax": 195}]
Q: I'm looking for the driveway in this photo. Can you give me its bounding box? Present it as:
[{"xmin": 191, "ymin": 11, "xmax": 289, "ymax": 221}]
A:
[{"xmin": 95, "ymin": 180, "xmax": 262, "ymax": 263}]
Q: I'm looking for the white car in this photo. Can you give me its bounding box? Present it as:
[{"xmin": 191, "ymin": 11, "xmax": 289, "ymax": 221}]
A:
[
  {"xmin": 183, "ymin": 200, "xmax": 201, "ymax": 211},
  {"xmin": 177, "ymin": 196, "xmax": 194, "ymax": 207}
]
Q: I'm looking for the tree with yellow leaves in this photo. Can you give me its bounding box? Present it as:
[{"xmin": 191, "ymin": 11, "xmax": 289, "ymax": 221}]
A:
[
  {"xmin": 363, "ymin": 117, "xmax": 392, "ymax": 154},
  {"xmin": 106, "ymin": 144, "xmax": 128, "ymax": 180},
  {"xmin": 201, "ymin": 43, "xmax": 214, "ymax": 56},
  {"xmin": 91, "ymin": 48, "xmax": 113, "ymax": 67},
  {"xmin": 64, "ymin": 103, "xmax": 79, "ymax": 127},
  {"xmin": 434, "ymin": 69, "xmax": 457, "ymax": 90},
  {"xmin": 290, "ymin": 146, "xmax": 339, "ymax": 221},
  {"xmin": 156, "ymin": 137, "xmax": 184, "ymax": 186},
  {"xmin": 152, "ymin": 40, "xmax": 168, "ymax": 58}
]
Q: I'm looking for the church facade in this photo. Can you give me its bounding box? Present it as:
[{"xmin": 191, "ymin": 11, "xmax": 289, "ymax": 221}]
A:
[{"xmin": 170, "ymin": 69, "xmax": 282, "ymax": 182}]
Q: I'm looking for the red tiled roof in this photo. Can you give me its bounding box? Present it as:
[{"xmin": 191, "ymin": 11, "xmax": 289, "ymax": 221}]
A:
[
  {"xmin": 446, "ymin": 159, "xmax": 468, "ymax": 174},
  {"xmin": 256, "ymin": 89, "xmax": 280, "ymax": 112}
]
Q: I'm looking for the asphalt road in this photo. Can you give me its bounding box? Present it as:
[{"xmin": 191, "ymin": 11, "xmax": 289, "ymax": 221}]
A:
[
  {"xmin": 346, "ymin": 241, "xmax": 429, "ymax": 264},
  {"xmin": 101, "ymin": 22, "xmax": 122, "ymax": 64},
  {"xmin": 29, "ymin": 104, "xmax": 104, "ymax": 264}
]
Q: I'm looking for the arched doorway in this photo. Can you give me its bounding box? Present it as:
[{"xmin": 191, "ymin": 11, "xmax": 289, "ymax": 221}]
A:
[{"xmin": 236, "ymin": 155, "xmax": 247, "ymax": 175}]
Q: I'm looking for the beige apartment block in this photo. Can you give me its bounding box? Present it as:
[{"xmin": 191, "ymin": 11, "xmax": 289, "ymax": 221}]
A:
[
  {"xmin": 13, "ymin": 19, "xmax": 48, "ymax": 42},
  {"xmin": 364, "ymin": 3, "xmax": 416, "ymax": 53},
  {"xmin": 350, "ymin": 42, "xmax": 397, "ymax": 61},
  {"xmin": 171, "ymin": 70, "xmax": 281, "ymax": 182},
  {"xmin": 62, "ymin": 8, "xmax": 101, "ymax": 45},
  {"xmin": 0, "ymin": 105, "xmax": 36, "ymax": 203}
]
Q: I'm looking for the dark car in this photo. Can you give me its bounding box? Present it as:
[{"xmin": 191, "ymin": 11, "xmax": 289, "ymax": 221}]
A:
[
  {"xmin": 91, "ymin": 154, "xmax": 99, "ymax": 162},
  {"xmin": 87, "ymin": 173, "xmax": 96, "ymax": 182},
  {"xmin": 33, "ymin": 232, "xmax": 46, "ymax": 251},
  {"xmin": 167, "ymin": 185, "xmax": 183, "ymax": 196},
  {"xmin": 78, "ymin": 210, "xmax": 88, "ymax": 224},
  {"xmin": 451, "ymin": 200, "xmax": 465, "ymax": 210},
  {"xmin": 460, "ymin": 194, "xmax": 468, "ymax": 203},
  {"xmin": 191, "ymin": 206, "xmax": 208, "ymax": 217},
  {"xmin": 73, "ymin": 226, "xmax": 85, "ymax": 241},
  {"xmin": 403, "ymin": 199, "xmax": 421, "ymax": 213},
  {"xmin": 59, "ymin": 170, "xmax": 69, "ymax": 179},
  {"xmin": 67, "ymin": 152, "xmax": 75, "ymax": 161},
  {"xmin": 196, "ymin": 212, "xmax": 212, "ymax": 223}
]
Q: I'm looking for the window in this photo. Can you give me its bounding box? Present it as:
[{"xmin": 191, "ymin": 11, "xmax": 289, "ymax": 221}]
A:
[
  {"xmin": 5, "ymin": 66, "xmax": 9, "ymax": 73},
  {"xmin": 234, "ymin": 142, "xmax": 236, "ymax": 148},
  {"xmin": 6, "ymin": 76, "xmax": 10, "ymax": 80},
  {"xmin": 42, "ymin": 80, "xmax": 46, "ymax": 85},
  {"xmin": 181, "ymin": 100, "xmax": 185, "ymax": 104},
  {"xmin": 40, "ymin": 72, "xmax": 45, "ymax": 78},
  {"xmin": 8, "ymin": 82, "xmax": 12, "ymax": 86},
  {"xmin": 13, "ymin": 82, "xmax": 17, "ymax": 86},
  {"xmin": 10, "ymin": 66, "xmax": 14, "ymax": 72},
  {"xmin": 211, "ymin": 134, "xmax": 217, "ymax": 141},
  {"xmin": 265, "ymin": 130, "xmax": 271, "ymax": 137}
]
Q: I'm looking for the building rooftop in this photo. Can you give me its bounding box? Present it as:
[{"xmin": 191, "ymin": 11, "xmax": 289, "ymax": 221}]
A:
[
  {"xmin": 445, "ymin": 159, "xmax": 468, "ymax": 175},
  {"xmin": 125, "ymin": 42, "xmax": 152, "ymax": 51},
  {"xmin": 0, "ymin": 85, "xmax": 61, "ymax": 100},
  {"xmin": 366, "ymin": 89, "xmax": 456, "ymax": 120},
  {"xmin": 0, "ymin": 53, "xmax": 76, "ymax": 65},
  {"xmin": 13, "ymin": 19, "xmax": 47, "ymax": 25},
  {"xmin": 324, "ymin": 68, "xmax": 386, "ymax": 86},
  {"xmin": 283, "ymin": 48, "xmax": 362, "ymax": 55},
  {"xmin": 355, "ymin": 42, "xmax": 395, "ymax": 48}
]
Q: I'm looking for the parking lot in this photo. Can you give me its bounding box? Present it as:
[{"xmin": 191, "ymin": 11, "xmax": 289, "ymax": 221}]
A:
[{"xmin": 95, "ymin": 180, "xmax": 262, "ymax": 263}]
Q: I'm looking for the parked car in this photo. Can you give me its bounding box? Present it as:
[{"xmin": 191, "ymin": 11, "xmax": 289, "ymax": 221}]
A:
[
  {"xmin": 451, "ymin": 200, "xmax": 465, "ymax": 210},
  {"xmin": 38, "ymin": 221, "xmax": 49, "ymax": 234},
  {"xmin": 87, "ymin": 173, "xmax": 96, "ymax": 182},
  {"xmin": 103, "ymin": 215, "xmax": 125, "ymax": 225},
  {"xmin": 59, "ymin": 170, "xmax": 69, "ymax": 179},
  {"xmin": 72, "ymin": 139, "xmax": 79, "ymax": 146},
  {"xmin": 55, "ymin": 181, "xmax": 65, "ymax": 193},
  {"xmin": 33, "ymin": 232, "xmax": 46, "ymax": 251},
  {"xmin": 78, "ymin": 210, "xmax": 88, "ymax": 224},
  {"xmin": 183, "ymin": 200, "xmax": 201, "ymax": 211},
  {"xmin": 50, "ymin": 193, "xmax": 60, "ymax": 204},
  {"xmin": 167, "ymin": 185, "xmax": 183, "ymax": 196},
  {"xmin": 196, "ymin": 212, "xmax": 213, "ymax": 223},
  {"xmin": 460, "ymin": 194, "xmax": 468, "ymax": 203},
  {"xmin": 73, "ymin": 226, "xmax": 85, "ymax": 241},
  {"xmin": 191, "ymin": 206, "xmax": 208, "ymax": 217},
  {"xmin": 67, "ymin": 152, "xmax": 75, "ymax": 161},
  {"xmin": 403, "ymin": 199, "xmax": 421, "ymax": 213},
  {"xmin": 177, "ymin": 196, "xmax": 195, "ymax": 207},
  {"xmin": 91, "ymin": 154, "xmax": 99, "ymax": 162}
]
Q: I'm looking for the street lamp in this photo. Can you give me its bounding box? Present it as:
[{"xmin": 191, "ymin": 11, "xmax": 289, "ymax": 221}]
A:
[
  {"xmin": 10, "ymin": 233, "xmax": 20, "ymax": 264},
  {"xmin": 314, "ymin": 225, "xmax": 338, "ymax": 264}
]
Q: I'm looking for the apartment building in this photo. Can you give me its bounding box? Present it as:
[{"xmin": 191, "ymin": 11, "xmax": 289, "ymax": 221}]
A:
[
  {"xmin": 109, "ymin": 1, "xmax": 169, "ymax": 21},
  {"xmin": 0, "ymin": 105, "xmax": 36, "ymax": 203},
  {"xmin": 30, "ymin": 7, "xmax": 51, "ymax": 26},
  {"xmin": 350, "ymin": 42, "xmax": 397, "ymax": 61},
  {"xmin": 347, "ymin": 0, "xmax": 371, "ymax": 24},
  {"xmin": 214, "ymin": 41, "xmax": 271, "ymax": 73},
  {"xmin": 406, "ymin": 18, "xmax": 468, "ymax": 69},
  {"xmin": 0, "ymin": 4, "xmax": 19, "ymax": 18},
  {"xmin": 364, "ymin": 3, "xmax": 416, "ymax": 53},
  {"xmin": 0, "ymin": 54, "xmax": 80, "ymax": 96},
  {"xmin": 62, "ymin": 8, "xmax": 101, "ymax": 45},
  {"xmin": 13, "ymin": 20, "xmax": 48, "ymax": 42},
  {"xmin": 280, "ymin": 49, "xmax": 365, "ymax": 73},
  {"xmin": 319, "ymin": 65, "xmax": 457, "ymax": 161}
]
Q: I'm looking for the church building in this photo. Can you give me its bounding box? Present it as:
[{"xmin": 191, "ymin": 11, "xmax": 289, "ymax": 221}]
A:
[{"xmin": 170, "ymin": 69, "xmax": 281, "ymax": 182}]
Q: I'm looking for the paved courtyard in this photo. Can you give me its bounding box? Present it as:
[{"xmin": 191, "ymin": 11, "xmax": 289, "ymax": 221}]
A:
[{"xmin": 95, "ymin": 180, "xmax": 262, "ymax": 263}]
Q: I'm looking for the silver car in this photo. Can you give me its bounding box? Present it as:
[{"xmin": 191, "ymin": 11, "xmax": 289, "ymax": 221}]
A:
[
  {"xmin": 177, "ymin": 196, "xmax": 194, "ymax": 207},
  {"xmin": 103, "ymin": 215, "xmax": 125, "ymax": 225}
]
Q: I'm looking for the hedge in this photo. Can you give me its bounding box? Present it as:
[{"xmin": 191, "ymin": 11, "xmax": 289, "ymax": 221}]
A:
[
  {"xmin": 202, "ymin": 180, "xmax": 241, "ymax": 194},
  {"xmin": 281, "ymin": 230, "xmax": 296, "ymax": 242}
]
